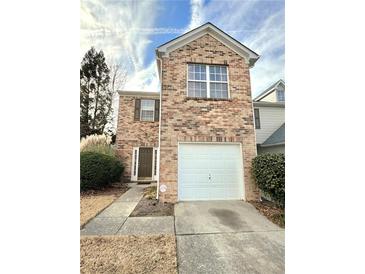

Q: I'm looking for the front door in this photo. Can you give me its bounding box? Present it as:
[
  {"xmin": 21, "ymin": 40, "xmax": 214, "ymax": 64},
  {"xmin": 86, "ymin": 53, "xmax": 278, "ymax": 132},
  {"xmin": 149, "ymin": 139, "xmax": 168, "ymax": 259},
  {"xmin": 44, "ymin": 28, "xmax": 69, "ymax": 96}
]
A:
[{"xmin": 138, "ymin": 147, "xmax": 153, "ymax": 179}]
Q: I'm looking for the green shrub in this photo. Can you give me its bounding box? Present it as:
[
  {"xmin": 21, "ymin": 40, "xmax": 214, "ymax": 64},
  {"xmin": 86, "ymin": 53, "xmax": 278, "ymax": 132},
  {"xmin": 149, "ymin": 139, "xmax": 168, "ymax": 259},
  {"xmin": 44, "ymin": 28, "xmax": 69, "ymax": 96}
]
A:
[
  {"xmin": 252, "ymin": 153, "xmax": 285, "ymax": 207},
  {"xmin": 80, "ymin": 151, "xmax": 124, "ymax": 191}
]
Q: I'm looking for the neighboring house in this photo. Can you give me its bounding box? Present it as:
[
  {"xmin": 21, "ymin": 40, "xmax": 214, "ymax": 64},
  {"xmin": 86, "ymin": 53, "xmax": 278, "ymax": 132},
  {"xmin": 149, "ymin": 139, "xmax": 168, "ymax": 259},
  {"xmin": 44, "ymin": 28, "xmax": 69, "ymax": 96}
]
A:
[
  {"xmin": 116, "ymin": 22, "xmax": 261, "ymax": 203},
  {"xmin": 253, "ymin": 80, "xmax": 285, "ymax": 154}
]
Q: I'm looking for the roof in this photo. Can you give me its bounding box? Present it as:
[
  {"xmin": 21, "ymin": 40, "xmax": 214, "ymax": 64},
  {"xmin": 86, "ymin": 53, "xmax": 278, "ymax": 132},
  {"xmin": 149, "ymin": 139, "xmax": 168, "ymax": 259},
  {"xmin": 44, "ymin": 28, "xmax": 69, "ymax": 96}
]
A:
[
  {"xmin": 261, "ymin": 123, "xmax": 285, "ymax": 147},
  {"xmin": 155, "ymin": 22, "xmax": 260, "ymax": 69},
  {"xmin": 253, "ymin": 101, "xmax": 285, "ymax": 108},
  {"xmin": 253, "ymin": 79, "xmax": 285, "ymax": 102},
  {"xmin": 118, "ymin": 91, "xmax": 160, "ymax": 98}
]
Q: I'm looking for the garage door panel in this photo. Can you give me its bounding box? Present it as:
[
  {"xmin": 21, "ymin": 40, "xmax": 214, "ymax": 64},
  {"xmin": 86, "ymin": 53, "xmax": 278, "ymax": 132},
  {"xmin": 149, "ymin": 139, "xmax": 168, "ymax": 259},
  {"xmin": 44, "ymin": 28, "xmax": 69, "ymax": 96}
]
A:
[{"xmin": 178, "ymin": 143, "xmax": 244, "ymax": 201}]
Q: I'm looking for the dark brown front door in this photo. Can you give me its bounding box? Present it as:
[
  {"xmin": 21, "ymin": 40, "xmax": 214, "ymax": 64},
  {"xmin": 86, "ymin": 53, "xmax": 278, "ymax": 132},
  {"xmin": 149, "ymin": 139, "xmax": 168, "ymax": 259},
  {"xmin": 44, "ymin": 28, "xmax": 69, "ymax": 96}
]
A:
[{"xmin": 138, "ymin": 148, "xmax": 153, "ymax": 179}]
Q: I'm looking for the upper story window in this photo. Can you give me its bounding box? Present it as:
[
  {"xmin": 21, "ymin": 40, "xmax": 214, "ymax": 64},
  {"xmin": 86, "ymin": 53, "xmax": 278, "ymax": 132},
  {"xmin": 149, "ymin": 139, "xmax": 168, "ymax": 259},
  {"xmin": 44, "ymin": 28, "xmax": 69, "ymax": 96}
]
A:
[
  {"xmin": 277, "ymin": 89, "xmax": 285, "ymax": 102},
  {"xmin": 140, "ymin": 99, "xmax": 155, "ymax": 121},
  {"xmin": 134, "ymin": 99, "xmax": 159, "ymax": 122},
  {"xmin": 254, "ymin": 108, "xmax": 261, "ymax": 129},
  {"xmin": 188, "ymin": 64, "xmax": 228, "ymax": 99}
]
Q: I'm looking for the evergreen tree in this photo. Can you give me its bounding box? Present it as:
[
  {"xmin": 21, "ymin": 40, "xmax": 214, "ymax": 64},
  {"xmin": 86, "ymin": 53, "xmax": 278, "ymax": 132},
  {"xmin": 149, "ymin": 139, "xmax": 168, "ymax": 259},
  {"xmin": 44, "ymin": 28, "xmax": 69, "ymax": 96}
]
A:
[{"xmin": 80, "ymin": 47, "xmax": 112, "ymax": 138}]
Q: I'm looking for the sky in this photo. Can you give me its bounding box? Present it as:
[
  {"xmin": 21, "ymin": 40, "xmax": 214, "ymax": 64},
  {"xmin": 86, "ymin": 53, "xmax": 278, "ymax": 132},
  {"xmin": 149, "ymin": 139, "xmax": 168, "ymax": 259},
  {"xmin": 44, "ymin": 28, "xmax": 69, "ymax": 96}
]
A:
[{"xmin": 80, "ymin": 0, "xmax": 285, "ymax": 98}]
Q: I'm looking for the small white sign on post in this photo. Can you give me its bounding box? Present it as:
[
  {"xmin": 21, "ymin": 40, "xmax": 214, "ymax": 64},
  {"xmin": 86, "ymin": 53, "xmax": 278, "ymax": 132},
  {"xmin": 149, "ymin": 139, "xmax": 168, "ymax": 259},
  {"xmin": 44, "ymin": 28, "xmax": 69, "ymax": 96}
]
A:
[{"xmin": 159, "ymin": 184, "xmax": 167, "ymax": 193}]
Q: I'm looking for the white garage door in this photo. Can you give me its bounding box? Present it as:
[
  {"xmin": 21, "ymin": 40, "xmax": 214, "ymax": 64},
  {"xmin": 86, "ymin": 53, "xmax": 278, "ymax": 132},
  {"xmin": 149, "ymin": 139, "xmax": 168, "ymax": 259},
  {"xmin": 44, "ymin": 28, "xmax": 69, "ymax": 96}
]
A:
[{"xmin": 178, "ymin": 143, "xmax": 244, "ymax": 201}]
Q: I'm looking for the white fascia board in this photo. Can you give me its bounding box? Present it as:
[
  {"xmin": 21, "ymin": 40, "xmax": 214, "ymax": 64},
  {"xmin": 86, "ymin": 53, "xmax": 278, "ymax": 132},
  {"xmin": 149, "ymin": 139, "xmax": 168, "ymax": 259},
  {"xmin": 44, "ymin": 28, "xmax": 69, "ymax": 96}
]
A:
[{"xmin": 118, "ymin": 91, "xmax": 160, "ymax": 98}]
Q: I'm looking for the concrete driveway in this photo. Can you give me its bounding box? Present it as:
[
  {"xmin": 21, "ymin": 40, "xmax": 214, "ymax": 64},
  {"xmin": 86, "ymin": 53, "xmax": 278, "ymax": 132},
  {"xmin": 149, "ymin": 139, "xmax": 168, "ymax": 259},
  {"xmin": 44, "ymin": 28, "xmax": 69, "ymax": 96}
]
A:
[{"xmin": 175, "ymin": 201, "xmax": 285, "ymax": 274}]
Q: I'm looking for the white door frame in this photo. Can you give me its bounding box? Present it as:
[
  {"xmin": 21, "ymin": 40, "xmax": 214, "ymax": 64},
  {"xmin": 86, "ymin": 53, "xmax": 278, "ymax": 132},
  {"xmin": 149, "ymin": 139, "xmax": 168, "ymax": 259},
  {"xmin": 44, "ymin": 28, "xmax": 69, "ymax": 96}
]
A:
[
  {"xmin": 177, "ymin": 142, "xmax": 245, "ymax": 201},
  {"xmin": 131, "ymin": 147, "xmax": 159, "ymax": 181}
]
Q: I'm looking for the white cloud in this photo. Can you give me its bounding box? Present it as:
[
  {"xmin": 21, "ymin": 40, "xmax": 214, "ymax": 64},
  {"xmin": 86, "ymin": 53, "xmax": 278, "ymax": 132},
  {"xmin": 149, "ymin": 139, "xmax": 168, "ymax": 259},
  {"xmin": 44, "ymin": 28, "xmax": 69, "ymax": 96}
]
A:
[
  {"xmin": 80, "ymin": 0, "xmax": 160, "ymax": 91},
  {"xmin": 187, "ymin": 0, "xmax": 205, "ymax": 31}
]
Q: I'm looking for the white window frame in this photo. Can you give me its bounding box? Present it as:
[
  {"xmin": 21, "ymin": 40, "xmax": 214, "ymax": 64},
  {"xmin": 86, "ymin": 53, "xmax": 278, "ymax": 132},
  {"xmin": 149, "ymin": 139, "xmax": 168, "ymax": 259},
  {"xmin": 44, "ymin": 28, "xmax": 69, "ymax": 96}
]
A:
[
  {"xmin": 187, "ymin": 64, "xmax": 230, "ymax": 99},
  {"xmin": 140, "ymin": 99, "xmax": 155, "ymax": 121}
]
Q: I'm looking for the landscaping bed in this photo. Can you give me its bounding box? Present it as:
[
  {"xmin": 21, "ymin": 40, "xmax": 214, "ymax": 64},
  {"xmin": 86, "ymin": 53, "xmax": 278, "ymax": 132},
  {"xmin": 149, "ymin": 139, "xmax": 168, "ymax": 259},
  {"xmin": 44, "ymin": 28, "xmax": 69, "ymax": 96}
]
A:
[
  {"xmin": 130, "ymin": 186, "xmax": 174, "ymax": 217},
  {"xmin": 80, "ymin": 235, "xmax": 177, "ymax": 274},
  {"xmin": 249, "ymin": 198, "xmax": 285, "ymax": 228},
  {"xmin": 80, "ymin": 184, "xmax": 129, "ymax": 227}
]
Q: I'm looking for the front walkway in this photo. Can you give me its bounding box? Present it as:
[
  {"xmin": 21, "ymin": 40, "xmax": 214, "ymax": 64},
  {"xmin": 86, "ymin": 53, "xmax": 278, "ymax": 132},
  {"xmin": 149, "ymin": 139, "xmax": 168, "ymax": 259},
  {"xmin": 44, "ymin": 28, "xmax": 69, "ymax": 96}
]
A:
[{"xmin": 80, "ymin": 185, "xmax": 174, "ymax": 235}]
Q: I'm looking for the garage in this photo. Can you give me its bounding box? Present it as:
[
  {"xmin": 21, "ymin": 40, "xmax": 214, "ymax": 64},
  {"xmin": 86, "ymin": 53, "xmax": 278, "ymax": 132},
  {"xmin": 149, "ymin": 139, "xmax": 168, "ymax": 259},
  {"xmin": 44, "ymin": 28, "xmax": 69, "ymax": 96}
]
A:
[{"xmin": 178, "ymin": 143, "xmax": 244, "ymax": 201}]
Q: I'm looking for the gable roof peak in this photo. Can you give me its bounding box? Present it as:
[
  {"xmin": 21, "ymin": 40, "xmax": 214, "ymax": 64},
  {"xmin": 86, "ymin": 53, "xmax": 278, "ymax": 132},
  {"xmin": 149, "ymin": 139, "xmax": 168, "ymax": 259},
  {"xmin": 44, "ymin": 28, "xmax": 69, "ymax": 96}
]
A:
[
  {"xmin": 156, "ymin": 22, "xmax": 260, "ymax": 68},
  {"xmin": 253, "ymin": 79, "xmax": 285, "ymax": 101}
]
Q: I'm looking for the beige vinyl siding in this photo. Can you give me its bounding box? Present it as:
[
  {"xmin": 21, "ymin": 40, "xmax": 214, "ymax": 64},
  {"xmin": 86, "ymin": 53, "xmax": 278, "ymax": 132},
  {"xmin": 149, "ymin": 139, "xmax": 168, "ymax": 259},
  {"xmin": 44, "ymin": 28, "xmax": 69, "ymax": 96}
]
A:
[
  {"xmin": 254, "ymin": 106, "xmax": 285, "ymax": 144},
  {"xmin": 260, "ymin": 91, "xmax": 277, "ymax": 102}
]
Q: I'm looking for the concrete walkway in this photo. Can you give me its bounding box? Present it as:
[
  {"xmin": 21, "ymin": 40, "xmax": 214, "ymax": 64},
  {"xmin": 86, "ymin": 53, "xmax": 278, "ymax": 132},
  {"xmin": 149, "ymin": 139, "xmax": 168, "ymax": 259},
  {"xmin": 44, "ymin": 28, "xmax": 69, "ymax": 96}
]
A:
[
  {"xmin": 80, "ymin": 185, "xmax": 174, "ymax": 235},
  {"xmin": 175, "ymin": 201, "xmax": 285, "ymax": 274},
  {"xmin": 81, "ymin": 187, "xmax": 144, "ymax": 235}
]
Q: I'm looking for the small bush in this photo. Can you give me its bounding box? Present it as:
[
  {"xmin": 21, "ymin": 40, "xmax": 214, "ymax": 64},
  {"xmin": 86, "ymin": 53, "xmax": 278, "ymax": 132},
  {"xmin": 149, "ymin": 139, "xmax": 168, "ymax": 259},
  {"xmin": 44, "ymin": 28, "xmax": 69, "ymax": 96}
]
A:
[
  {"xmin": 80, "ymin": 134, "xmax": 115, "ymax": 157},
  {"xmin": 80, "ymin": 151, "xmax": 124, "ymax": 191},
  {"xmin": 252, "ymin": 153, "xmax": 285, "ymax": 207}
]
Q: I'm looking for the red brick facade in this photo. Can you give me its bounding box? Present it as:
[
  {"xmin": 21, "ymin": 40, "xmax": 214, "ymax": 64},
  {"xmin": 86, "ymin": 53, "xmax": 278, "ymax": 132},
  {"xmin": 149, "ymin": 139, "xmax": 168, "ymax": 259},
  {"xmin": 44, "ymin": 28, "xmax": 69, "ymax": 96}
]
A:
[
  {"xmin": 158, "ymin": 34, "xmax": 260, "ymax": 203},
  {"xmin": 116, "ymin": 94, "xmax": 159, "ymax": 180}
]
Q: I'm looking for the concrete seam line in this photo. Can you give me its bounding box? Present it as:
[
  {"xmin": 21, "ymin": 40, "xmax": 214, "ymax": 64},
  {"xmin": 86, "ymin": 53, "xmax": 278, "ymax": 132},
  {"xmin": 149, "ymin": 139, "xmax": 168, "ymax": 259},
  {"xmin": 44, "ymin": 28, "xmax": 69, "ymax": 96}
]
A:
[{"xmin": 176, "ymin": 229, "xmax": 283, "ymax": 237}]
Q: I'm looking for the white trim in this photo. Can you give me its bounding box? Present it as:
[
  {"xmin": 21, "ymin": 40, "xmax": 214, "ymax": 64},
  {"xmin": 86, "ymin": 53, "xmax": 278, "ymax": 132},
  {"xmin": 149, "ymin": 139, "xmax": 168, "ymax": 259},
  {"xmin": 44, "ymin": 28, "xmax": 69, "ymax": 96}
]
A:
[
  {"xmin": 118, "ymin": 90, "xmax": 159, "ymax": 98},
  {"xmin": 156, "ymin": 58, "xmax": 163, "ymax": 199},
  {"xmin": 156, "ymin": 23, "xmax": 259, "ymax": 68},
  {"xmin": 206, "ymin": 65, "xmax": 210, "ymax": 98},
  {"xmin": 152, "ymin": 147, "xmax": 159, "ymax": 180},
  {"xmin": 177, "ymin": 142, "xmax": 245, "ymax": 201},
  {"xmin": 131, "ymin": 147, "xmax": 139, "ymax": 181}
]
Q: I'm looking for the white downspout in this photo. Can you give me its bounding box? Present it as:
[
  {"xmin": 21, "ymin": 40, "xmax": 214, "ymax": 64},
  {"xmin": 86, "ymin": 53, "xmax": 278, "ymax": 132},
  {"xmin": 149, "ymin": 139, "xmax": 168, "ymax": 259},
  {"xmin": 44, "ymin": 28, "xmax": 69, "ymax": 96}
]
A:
[{"xmin": 156, "ymin": 54, "xmax": 163, "ymax": 200}]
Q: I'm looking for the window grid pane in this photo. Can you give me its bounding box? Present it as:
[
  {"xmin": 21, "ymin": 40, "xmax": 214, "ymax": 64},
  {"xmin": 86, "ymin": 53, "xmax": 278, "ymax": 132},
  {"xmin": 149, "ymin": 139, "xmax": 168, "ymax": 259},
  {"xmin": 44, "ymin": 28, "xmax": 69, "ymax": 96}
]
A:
[
  {"xmin": 210, "ymin": 83, "xmax": 228, "ymax": 99},
  {"xmin": 188, "ymin": 81, "xmax": 207, "ymax": 98},
  {"xmin": 188, "ymin": 64, "xmax": 206, "ymax": 81}
]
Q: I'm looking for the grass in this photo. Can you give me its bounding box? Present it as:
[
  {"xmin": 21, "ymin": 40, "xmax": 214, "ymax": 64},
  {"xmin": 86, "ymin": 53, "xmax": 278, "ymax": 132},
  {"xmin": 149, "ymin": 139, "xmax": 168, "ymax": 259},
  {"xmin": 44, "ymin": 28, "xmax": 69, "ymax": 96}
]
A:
[
  {"xmin": 80, "ymin": 184, "xmax": 129, "ymax": 228},
  {"xmin": 80, "ymin": 235, "xmax": 178, "ymax": 274},
  {"xmin": 249, "ymin": 199, "xmax": 285, "ymax": 228},
  {"xmin": 143, "ymin": 186, "xmax": 157, "ymax": 199}
]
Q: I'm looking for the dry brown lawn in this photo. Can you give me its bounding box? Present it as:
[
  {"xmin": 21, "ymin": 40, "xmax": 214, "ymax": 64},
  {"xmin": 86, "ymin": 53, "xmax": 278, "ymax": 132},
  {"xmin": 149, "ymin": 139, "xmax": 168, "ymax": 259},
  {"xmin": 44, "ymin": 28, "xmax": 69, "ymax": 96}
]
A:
[
  {"xmin": 80, "ymin": 185, "xmax": 129, "ymax": 228},
  {"xmin": 80, "ymin": 235, "xmax": 178, "ymax": 274}
]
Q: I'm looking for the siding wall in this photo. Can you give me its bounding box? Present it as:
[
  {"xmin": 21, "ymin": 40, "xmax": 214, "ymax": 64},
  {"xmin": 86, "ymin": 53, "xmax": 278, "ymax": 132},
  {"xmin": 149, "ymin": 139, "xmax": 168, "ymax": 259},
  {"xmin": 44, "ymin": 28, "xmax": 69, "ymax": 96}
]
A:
[
  {"xmin": 257, "ymin": 144, "xmax": 285, "ymax": 154},
  {"xmin": 254, "ymin": 106, "xmax": 285, "ymax": 144},
  {"xmin": 260, "ymin": 91, "xmax": 277, "ymax": 102}
]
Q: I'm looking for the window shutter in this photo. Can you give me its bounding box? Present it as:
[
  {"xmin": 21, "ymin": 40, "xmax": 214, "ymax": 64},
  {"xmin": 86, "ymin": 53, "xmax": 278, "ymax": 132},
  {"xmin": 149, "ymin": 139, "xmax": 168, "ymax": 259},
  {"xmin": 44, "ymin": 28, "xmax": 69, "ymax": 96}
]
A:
[
  {"xmin": 254, "ymin": 108, "xmax": 260, "ymax": 129},
  {"xmin": 154, "ymin": 99, "xmax": 160, "ymax": 121},
  {"xmin": 134, "ymin": 99, "xmax": 141, "ymax": 121}
]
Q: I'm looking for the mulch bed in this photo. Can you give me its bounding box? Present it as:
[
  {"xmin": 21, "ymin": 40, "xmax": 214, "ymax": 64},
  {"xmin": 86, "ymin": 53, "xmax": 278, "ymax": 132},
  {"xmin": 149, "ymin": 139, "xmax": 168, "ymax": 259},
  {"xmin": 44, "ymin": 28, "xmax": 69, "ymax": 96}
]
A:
[
  {"xmin": 249, "ymin": 198, "xmax": 285, "ymax": 228},
  {"xmin": 130, "ymin": 186, "xmax": 174, "ymax": 217}
]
